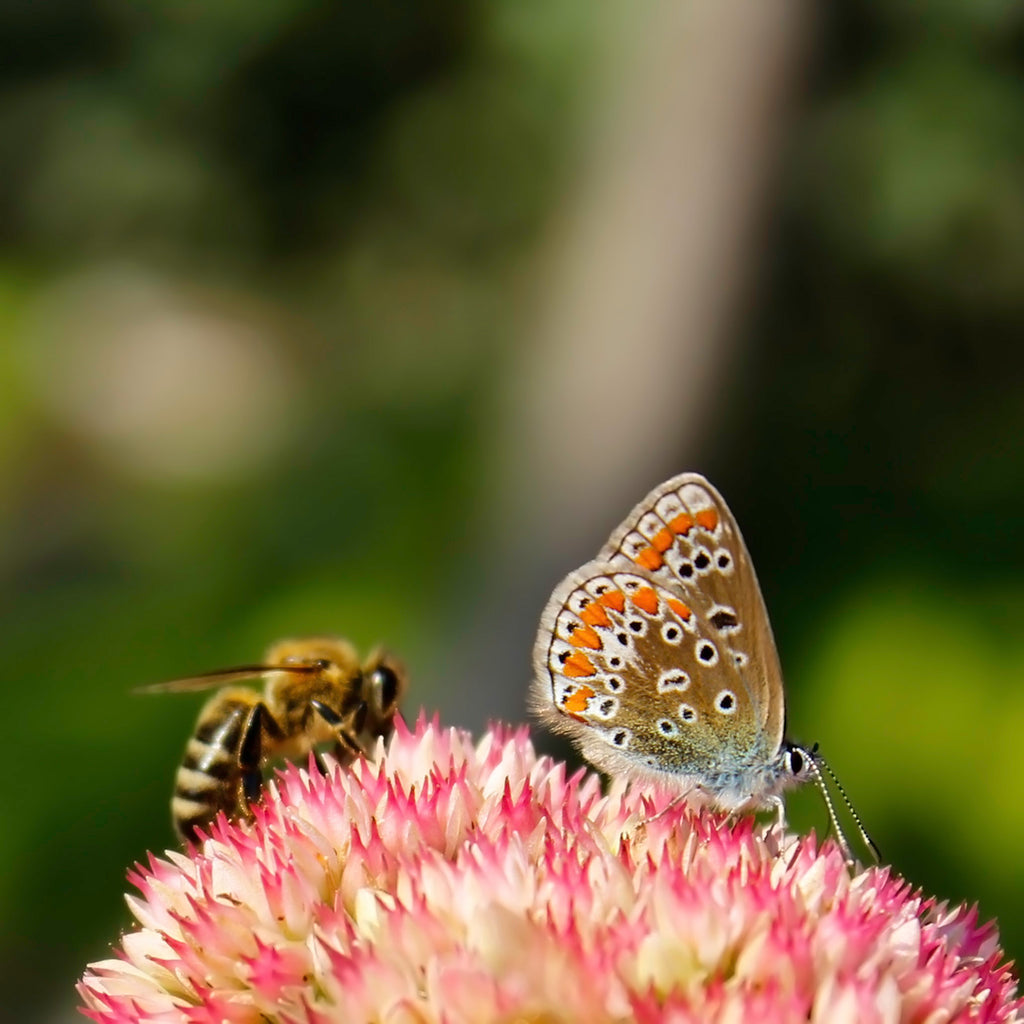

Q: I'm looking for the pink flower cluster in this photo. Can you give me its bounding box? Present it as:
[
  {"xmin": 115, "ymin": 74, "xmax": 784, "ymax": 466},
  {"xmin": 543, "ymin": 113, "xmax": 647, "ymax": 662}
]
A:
[{"xmin": 80, "ymin": 716, "xmax": 1021, "ymax": 1023}]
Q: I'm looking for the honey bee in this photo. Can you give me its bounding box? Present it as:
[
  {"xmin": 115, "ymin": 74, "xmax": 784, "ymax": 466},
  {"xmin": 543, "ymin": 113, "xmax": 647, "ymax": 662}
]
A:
[{"xmin": 140, "ymin": 637, "xmax": 408, "ymax": 843}]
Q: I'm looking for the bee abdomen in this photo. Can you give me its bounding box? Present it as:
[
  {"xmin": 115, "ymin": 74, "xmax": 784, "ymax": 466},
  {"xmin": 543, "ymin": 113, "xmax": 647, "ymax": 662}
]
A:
[
  {"xmin": 172, "ymin": 695, "xmax": 256, "ymax": 842},
  {"xmin": 171, "ymin": 794, "xmax": 222, "ymax": 843},
  {"xmin": 182, "ymin": 736, "xmax": 236, "ymax": 778}
]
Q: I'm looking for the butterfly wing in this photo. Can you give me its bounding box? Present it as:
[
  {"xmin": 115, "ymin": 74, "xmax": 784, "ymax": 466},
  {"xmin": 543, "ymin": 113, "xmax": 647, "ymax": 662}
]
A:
[
  {"xmin": 531, "ymin": 561, "xmax": 775, "ymax": 787},
  {"xmin": 596, "ymin": 472, "xmax": 785, "ymax": 754}
]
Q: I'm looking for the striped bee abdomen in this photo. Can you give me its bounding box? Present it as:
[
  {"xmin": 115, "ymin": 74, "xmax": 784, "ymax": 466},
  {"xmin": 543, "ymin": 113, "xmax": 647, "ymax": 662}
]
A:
[{"xmin": 172, "ymin": 690, "xmax": 260, "ymax": 843}]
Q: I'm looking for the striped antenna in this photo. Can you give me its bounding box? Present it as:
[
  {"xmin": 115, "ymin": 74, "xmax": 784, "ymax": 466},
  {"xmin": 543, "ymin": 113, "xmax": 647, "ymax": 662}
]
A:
[{"xmin": 807, "ymin": 744, "xmax": 881, "ymax": 867}]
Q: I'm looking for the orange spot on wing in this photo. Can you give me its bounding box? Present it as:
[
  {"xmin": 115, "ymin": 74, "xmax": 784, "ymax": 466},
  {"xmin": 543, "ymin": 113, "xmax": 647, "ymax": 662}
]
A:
[
  {"xmin": 563, "ymin": 652, "xmax": 597, "ymax": 678},
  {"xmin": 563, "ymin": 686, "xmax": 595, "ymax": 714},
  {"xmin": 580, "ymin": 603, "xmax": 610, "ymax": 628},
  {"xmin": 695, "ymin": 508, "xmax": 719, "ymax": 531},
  {"xmin": 598, "ymin": 590, "xmax": 626, "ymax": 613},
  {"xmin": 652, "ymin": 527, "xmax": 674, "ymax": 553},
  {"xmin": 569, "ymin": 625, "xmax": 601, "ymax": 650},
  {"xmin": 634, "ymin": 548, "xmax": 663, "ymax": 571},
  {"xmin": 669, "ymin": 513, "xmax": 694, "ymax": 535},
  {"xmin": 667, "ymin": 598, "xmax": 692, "ymax": 621},
  {"xmin": 633, "ymin": 587, "xmax": 659, "ymax": 615}
]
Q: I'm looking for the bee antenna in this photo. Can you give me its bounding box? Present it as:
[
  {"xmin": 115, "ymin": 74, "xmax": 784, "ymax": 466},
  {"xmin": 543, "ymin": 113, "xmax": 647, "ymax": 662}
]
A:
[{"xmin": 808, "ymin": 751, "xmax": 881, "ymax": 866}]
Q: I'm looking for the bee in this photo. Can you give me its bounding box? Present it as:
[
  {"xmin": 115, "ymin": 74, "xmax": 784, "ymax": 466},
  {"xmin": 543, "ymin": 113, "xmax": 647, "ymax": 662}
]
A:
[{"xmin": 140, "ymin": 637, "xmax": 408, "ymax": 843}]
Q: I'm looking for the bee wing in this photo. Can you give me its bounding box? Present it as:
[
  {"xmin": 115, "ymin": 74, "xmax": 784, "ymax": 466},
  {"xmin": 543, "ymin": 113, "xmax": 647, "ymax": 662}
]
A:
[{"xmin": 135, "ymin": 663, "xmax": 320, "ymax": 695}]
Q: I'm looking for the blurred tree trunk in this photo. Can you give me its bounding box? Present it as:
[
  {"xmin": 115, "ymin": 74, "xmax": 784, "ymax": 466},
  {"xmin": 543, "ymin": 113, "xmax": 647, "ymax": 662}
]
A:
[{"xmin": 439, "ymin": 0, "xmax": 812, "ymax": 728}]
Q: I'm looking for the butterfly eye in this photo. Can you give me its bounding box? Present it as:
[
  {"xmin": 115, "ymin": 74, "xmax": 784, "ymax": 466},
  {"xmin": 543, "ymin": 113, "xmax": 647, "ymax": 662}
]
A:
[{"xmin": 785, "ymin": 748, "xmax": 805, "ymax": 776}]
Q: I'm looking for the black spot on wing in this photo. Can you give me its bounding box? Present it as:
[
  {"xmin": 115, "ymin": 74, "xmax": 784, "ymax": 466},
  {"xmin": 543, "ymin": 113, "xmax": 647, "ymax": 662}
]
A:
[{"xmin": 709, "ymin": 609, "xmax": 738, "ymax": 632}]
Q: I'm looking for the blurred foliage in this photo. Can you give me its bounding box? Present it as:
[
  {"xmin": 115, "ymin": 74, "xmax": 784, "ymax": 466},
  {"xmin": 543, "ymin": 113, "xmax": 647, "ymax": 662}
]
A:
[{"xmin": 1, "ymin": 2, "xmax": 1023, "ymax": 1021}]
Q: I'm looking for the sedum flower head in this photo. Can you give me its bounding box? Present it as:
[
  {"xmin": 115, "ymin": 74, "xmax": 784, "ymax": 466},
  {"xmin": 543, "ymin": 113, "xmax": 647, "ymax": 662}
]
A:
[{"xmin": 80, "ymin": 716, "xmax": 1021, "ymax": 1023}]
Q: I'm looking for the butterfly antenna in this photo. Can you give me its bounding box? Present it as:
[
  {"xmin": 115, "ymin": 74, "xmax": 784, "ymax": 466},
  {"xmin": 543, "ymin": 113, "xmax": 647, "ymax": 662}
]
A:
[
  {"xmin": 809, "ymin": 747, "xmax": 881, "ymax": 865},
  {"xmin": 805, "ymin": 756, "xmax": 854, "ymax": 865}
]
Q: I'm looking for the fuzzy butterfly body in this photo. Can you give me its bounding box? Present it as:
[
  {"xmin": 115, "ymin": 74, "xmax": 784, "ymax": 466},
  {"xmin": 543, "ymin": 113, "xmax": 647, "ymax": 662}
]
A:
[{"xmin": 531, "ymin": 473, "xmax": 877, "ymax": 862}]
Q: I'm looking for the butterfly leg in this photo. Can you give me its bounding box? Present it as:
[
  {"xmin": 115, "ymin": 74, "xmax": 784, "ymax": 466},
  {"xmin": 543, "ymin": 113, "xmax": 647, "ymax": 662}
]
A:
[
  {"xmin": 646, "ymin": 790, "xmax": 690, "ymax": 824},
  {"xmin": 762, "ymin": 794, "xmax": 802, "ymax": 863},
  {"xmin": 629, "ymin": 786, "xmax": 698, "ymax": 847},
  {"xmin": 768, "ymin": 795, "xmax": 788, "ymax": 830}
]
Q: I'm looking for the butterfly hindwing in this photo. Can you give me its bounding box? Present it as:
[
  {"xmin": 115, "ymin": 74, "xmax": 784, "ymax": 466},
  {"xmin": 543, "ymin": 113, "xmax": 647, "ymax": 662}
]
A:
[{"xmin": 531, "ymin": 563, "xmax": 769, "ymax": 780}]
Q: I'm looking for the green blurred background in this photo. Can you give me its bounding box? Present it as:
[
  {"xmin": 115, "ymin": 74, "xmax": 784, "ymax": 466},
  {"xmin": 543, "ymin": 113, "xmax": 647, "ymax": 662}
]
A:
[{"xmin": 2, "ymin": 2, "xmax": 1023, "ymax": 1020}]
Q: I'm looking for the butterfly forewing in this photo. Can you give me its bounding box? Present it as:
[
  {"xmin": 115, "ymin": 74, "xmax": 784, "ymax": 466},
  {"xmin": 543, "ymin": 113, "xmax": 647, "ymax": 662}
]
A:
[{"xmin": 598, "ymin": 472, "xmax": 785, "ymax": 751}]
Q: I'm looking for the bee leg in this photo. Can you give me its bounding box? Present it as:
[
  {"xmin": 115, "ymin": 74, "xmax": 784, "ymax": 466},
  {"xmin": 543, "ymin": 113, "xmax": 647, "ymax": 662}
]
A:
[
  {"xmin": 237, "ymin": 702, "xmax": 284, "ymax": 808},
  {"xmin": 310, "ymin": 698, "xmax": 372, "ymax": 770}
]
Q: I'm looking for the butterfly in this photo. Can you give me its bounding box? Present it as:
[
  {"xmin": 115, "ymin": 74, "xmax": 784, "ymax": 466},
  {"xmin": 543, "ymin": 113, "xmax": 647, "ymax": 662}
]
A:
[{"xmin": 530, "ymin": 471, "xmax": 877, "ymax": 864}]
